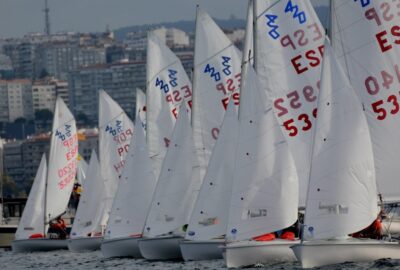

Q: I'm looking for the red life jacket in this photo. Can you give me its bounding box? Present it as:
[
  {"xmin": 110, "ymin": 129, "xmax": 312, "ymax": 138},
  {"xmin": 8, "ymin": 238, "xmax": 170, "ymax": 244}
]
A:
[
  {"xmin": 29, "ymin": 233, "xmax": 44, "ymax": 239},
  {"xmin": 280, "ymin": 231, "xmax": 295, "ymax": 241},
  {"xmin": 253, "ymin": 233, "xmax": 276, "ymax": 241}
]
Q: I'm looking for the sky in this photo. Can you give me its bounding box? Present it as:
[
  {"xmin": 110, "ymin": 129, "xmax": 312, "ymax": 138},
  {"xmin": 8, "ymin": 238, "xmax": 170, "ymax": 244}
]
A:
[{"xmin": 0, "ymin": 0, "xmax": 329, "ymax": 38}]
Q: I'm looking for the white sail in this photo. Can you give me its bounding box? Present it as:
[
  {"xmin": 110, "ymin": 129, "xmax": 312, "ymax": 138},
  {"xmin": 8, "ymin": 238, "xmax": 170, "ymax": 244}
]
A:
[
  {"xmin": 105, "ymin": 116, "xmax": 157, "ymax": 239},
  {"xmin": 146, "ymin": 31, "xmax": 192, "ymax": 179},
  {"xmin": 254, "ymin": 0, "xmax": 325, "ymax": 206},
  {"xmin": 70, "ymin": 151, "xmax": 105, "ymax": 238},
  {"xmin": 192, "ymin": 8, "xmax": 242, "ymax": 182},
  {"xmin": 76, "ymin": 156, "xmax": 88, "ymax": 186},
  {"xmin": 136, "ymin": 88, "xmax": 147, "ymax": 131},
  {"xmin": 98, "ymin": 90, "xmax": 134, "ymax": 226},
  {"xmin": 303, "ymin": 40, "xmax": 378, "ymax": 240},
  {"xmin": 331, "ymin": 1, "xmax": 400, "ymax": 203},
  {"xmin": 15, "ymin": 155, "xmax": 47, "ymax": 240},
  {"xmin": 186, "ymin": 99, "xmax": 239, "ymax": 241},
  {"xmin": 144, "ymin": 106, "xmax": 199, "ymax": 237},
  {"xmin": 45, "ymin": 97, "xmax": 78, "ymax": 222},
  {"xmin": 242, "ymin": 0, "xmax": 254, "ymax": 69},
  {"xmin": 227, "ymin": 66, "xmax": 298, "ymax": 242}
]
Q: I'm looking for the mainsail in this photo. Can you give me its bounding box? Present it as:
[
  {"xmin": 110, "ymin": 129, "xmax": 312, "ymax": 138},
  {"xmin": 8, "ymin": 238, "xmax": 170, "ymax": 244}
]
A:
[
  {"xmin": 254, "ymin": 0, "xmax": 325, "ymax": 206},
  {"xmin": 146, "ymin": 31, "xmax": 192, "ymax": 179},
  {"xmin": 45, "ymin": 97, "xmax": 78, "ymax": 223},
  {"xmin": 331, "ymin": 0, "xmax": 400, "ymax": 203},
  {"xmin": 98, "ymin": 90, "xmax": 134, "ymax": 226},
  {"xmin": 136, "ymin": 88, "xmax": 147, "ymax": 131}
]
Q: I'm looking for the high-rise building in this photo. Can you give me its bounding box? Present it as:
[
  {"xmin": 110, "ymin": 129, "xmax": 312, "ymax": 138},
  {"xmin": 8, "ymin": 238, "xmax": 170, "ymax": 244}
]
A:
[
  {"xmin": 69, "ymin": 61, "xmax": 146, "ymax": 123},
  {"xmin": 0, "ymin": 79, "xmax": 33, "ymax": 122},
  {"xmin": 32, "ymin": 77, "xmax": 69, "ymax": 112}
]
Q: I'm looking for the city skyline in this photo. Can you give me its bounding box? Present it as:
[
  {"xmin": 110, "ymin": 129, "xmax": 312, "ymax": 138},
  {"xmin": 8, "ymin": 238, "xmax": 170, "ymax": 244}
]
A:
[{"xmin": 0, "ymin": 0, "xmax": 328, "ymax": 38}]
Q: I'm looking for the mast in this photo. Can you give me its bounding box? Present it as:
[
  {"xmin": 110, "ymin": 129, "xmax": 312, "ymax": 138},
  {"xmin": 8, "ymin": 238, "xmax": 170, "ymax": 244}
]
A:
[
  {"xmin": 0, "ymin": 138, "xmax": 3, "ymax": 224},
  {"xmin": 191, "ymin": 5, "xmax": 200, "ymax": 126},
  {"xmin": 252, "ymin": 0, "xmax": 258, "ymax": 71}
]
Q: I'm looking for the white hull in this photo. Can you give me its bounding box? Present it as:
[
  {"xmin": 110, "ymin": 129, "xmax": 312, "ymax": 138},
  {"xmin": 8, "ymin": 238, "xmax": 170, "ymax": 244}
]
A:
[
  {"xmin": 101, "ymin": 236, "xmax": 142, "ymax": 258},
  {"xmin": 138, "ymin": 236, "xmax": 183, "ymax": 260},
  {"xmin": 180, "ymin": 239, "xmax": 224, "ymax": 261},
  {"xmin": 383, "ymin": 219, "xmax": 400, "ymax": 234},
  {"xmin": 291, "ymin": 238, "xmax": 400, "ymax": 268},
  {"xmin": 223, "ymin": 239, "xmax": 298, "ymax": 268},
  {"xmin": 12, "ymin": 238, "xmax": 68, "ymax": 252},
  {"xmin": 67, "ymin": 236, "xmax": 102, "ymax": 252}
]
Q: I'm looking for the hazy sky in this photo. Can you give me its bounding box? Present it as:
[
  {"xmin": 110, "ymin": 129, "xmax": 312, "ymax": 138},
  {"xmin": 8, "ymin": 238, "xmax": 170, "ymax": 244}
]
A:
[{"xmin": 0, "ymin": 0, "xmax": 328, "ymax": 38}]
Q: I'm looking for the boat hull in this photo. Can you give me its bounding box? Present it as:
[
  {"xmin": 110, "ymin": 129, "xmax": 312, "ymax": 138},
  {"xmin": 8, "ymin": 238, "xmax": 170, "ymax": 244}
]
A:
[
  {"xmin": 180, "ymin": 239, "xmax": 224, "ymax": 261},
  {"xmin": 12, "ymin": 238, "xmax": 68, "ymax": 252},
  {"xmin": 138, "ymin": 236, "xmax": 183, "ymax": 260},
  {"xmin": 291, "ymin": 239, "xmax": 400, "ymax": 268},
  {"xmin": 0, "ymin": 225, "xmax": 17, "ymax": 248},
  {"xmin": 101, "ymin": 236, "xmax": 142, "ymax": 258},
  {"xmin": 67, "ymin": 236, "xmax": 102, "ymax": 252},
  {"xmin": 224, "ymin": 239, "xmax": 299, "ymax": 268},
  {"xmin": 383, "ymin": 219, "xmax": 400, "ymax": 234}
]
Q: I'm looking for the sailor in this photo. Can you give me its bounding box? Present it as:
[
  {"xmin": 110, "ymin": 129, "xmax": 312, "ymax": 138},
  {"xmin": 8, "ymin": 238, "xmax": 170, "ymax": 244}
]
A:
[{"xmin": 50, "ymin": 216, "xmax": 67, "ymax": 239}]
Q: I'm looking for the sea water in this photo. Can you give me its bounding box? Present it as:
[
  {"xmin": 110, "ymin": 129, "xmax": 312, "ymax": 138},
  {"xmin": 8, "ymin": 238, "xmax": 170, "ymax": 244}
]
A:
[{"xmin": 0, "ymin": 249, "xmax": 400, "ymax": 270}]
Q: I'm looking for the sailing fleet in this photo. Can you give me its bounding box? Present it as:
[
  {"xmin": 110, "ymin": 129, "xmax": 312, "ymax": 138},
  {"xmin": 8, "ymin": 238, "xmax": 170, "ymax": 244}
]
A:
[{"xmin": 9, "ymin": 0, "xmax": 400, "ymax": 268}]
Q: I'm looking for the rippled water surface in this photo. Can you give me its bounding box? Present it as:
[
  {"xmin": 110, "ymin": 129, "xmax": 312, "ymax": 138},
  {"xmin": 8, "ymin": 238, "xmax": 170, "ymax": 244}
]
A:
[{"xmin": 1, "ymin": 249, "xmax": 400, "ymax": 270}]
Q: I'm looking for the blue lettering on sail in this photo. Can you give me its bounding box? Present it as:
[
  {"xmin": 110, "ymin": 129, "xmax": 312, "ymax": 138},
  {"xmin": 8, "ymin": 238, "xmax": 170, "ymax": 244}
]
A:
[
  {"xmin": 155, "ymin": 77, "xmax": 170, "ymax": 94},
  {"xmin": 285, "ymin": 0, "xmax": 307, "ymax": 24},
  {"xmin": 204, "ymin": 63, "xmax": 221, "ymax": 82},
  {"xmin": 168, "ymin": 69, "xmax": 178, "ymax": 87},
  {"xmin": 265, "ymin": 14, "xmax": 280, "ymax": 40},
  {"xmin": 222, "ymin": 56, "xmax": 232, "ymax": 76},
  {"xmin": 354, "ymin": 0, "xmax": 370, "ymax": 8}
]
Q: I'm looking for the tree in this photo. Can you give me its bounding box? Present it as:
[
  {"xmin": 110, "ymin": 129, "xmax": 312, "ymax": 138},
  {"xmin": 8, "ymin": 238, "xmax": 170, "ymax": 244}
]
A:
[
  {"xmin": 76, "ymin": 112, "xmax": 91, "ymax": 127},
  {"xmin": 34, "ymin": 109, "xmax": 53, "ymax": 132},
  {"xmin": 14, "ymin": 117, "xmax": 27, "ymax": 124},
  {"xmin": 1, "ymin": 175, "xmax": 18, "ymax": 198}
]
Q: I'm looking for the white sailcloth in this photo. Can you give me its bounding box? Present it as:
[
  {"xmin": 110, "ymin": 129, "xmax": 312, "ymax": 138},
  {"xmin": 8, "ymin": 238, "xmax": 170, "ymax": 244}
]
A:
[
  {"xmin": 15, "ymin": 155, "xmax": 47, "ymax": 240},
  {"xmin": 227, "ymin": 66, "xmax": 298, "ymax": 242},
  {"xmin": 254, "ymin": 0, "xmax": 325, "ymax": 206},
  {"xmin": 76, "ymin": 156, "xmax": 88, "ymax": 186},
  {"xmin": 186, "ymin": 99, "xmax": 239, "ymax": 241},
  {"xmin": 144, "ymin": 106, "xmax": 199, "ymax": 237},
  {"xmin": 98, "ymin": 90, "xmax": 134, "ymax": 226},
  {"xmin": 146, "ymin": 31, "xmax": 192, "ymax": 179},
  {"xmin": 105, "ymin": 116, "xmax": 157, "ymax": 239},
  {"xmin": 331, "ymin": 1, "xmax": 400, "ymax": 203},
  {"xmin": 303, "ymin": 40, "xmax": 378, "ymax": 240},
  {"xmin": 193, "ymin": 8, "xmax": 242, "ymax": 182},
  {"xmin": 45, "ymin": 97, "xmax": 78, "ymax": 223},
  {"xmin": 70, "ymin": 151, "xmax": 105, "ymax": 238},
  {"xmin": 136, "ymin": 88, "xmax": 147, "ymax": 131}
]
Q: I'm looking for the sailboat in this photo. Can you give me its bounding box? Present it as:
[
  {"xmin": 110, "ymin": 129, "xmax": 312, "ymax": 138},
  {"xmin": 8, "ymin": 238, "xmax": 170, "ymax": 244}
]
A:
[
  {"xmin": 291, "ymin": 40, "xmax": 400, "ymax": 268},
  {"xmin": 180, "ymin": 7, "xmax": 243, "ymax": 261},
  {"xmin": 76, "ymin": 155, "xmax": 88, "ymax": 186},
  {"xmin": 146, "ymin": 31, "xmax": 192, "ymax": 180},
  {"xmin": 181, "ymin": 98, "xmax": 239, "ymax": 261},
  {"xmin": 139, "ymin": 105, "xmax": 200, "ymax": 260},
  {"xmin": 224, "ymin": 66, "xmax": 299, "ymax": 268},
  {"xmin": 68, "ymin": 150, "xmax": 105, "ymax": 251},
  {"xmin": 331, "ymin": 0, "xmax": 400, "ymax": 235},
  {"xmin": 101, "ymin": 116, "xmax": 157, "ymax": 258},
  {"xmin": 12, "ymin": 97, "xmax": 79, "ymax": 252}
]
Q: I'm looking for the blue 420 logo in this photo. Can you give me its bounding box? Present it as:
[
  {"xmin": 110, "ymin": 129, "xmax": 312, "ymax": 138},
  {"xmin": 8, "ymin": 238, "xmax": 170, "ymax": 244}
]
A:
[
  {"xmin": 204, "ymin": 56, "xmax": 232, "ymax": 82},
  {"xmin": 155, "ymin": 69, "xmax": 179, "ymax": 94},
  {"xmin": 105, "ymin": 120, "xmax": 123, "ymax": 136},
  {"xmin": 55, "ymin": 124, "xmax": 72, "ymax": 141}
]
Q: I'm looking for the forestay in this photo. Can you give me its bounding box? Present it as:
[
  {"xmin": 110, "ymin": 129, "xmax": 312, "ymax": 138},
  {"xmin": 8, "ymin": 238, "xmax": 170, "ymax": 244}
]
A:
[
  {"xmin": 70, "ymin": 151, "xmax": 105, "ymax": 238},
  {"xmin": 105, "ymin": 116, "xmax": 157, "ymax": 239},
  {"xmin": 146, "ymin": 32, "xmax": 192, "ymax": 179},
  {"xmin": 254, "ymin": 0, "xmax": 325, "ymax": 206},
  {"xmin": 136, "ymin": 88, "xmax": 147, "ymax": 131},
  {"xmin": 227, "ymin": 66, "xmax": 298, "ymax": 242},
  {"xmin": 331, "ymin": 1, "xmax": 400, "ymax": 203},
  {"xmin": 45, "ymin": 97, "xmax": 78, "ymax": 223},
  {"xmin": 186, "ymin": 99, "xmax": 239, "ymax": 241},
  {"xmin": 303, "ymin": 40, "xmax": 378, "ymax": 240},
  {"xmin": 98, "ymin": 90, "xmax": 134, "ymax": 226},
  {"xmin": 15, "ymin": 155, "xmax": 47, "ymax": 240},
  {"xmin": 144, "ymin": 106, "xmax": 200, "ymax": 238},
  {"xmin": 192, "ymin": 8, "xmax": 242, "ymax": 182},
  {"xmin": 76, "ymin": 156, "xmax": 88, "ymax": 186}
]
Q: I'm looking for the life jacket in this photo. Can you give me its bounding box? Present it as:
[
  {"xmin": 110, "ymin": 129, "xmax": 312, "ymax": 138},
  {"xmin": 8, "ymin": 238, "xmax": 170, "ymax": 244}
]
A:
[
  {"xmin": 253, "ymin": 233, "xmax": 275, "ymax": 241},
  {"xmin": 29, "ymin": 233, "xmax": 44, "ymax": 239},
  {"xmin": 280, "ymin": 231, "xmax": 295, "ymax": 241}
]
